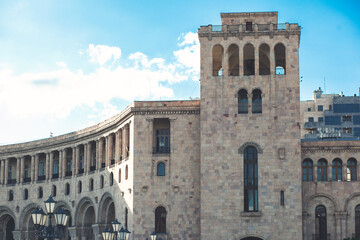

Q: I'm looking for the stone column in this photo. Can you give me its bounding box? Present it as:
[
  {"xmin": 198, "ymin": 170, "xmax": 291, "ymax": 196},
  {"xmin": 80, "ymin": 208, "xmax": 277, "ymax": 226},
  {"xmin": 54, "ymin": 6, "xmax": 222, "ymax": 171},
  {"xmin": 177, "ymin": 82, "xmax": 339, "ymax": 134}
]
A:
[
  {"xmin": 75, "ymin": 146, "xmax": 80, "ymax": 175},
  {"xmin": 72, "ymin": 147, "xmax": 76, "ymax": 176},
  {"xmin": 59, "ymin": 150, "xmax": 63, "ymax": 178},
  {"xmin": 49, "ymin": 152, "xmax": 54, "ymax": 180},
  {"xmin": 313, "ymin": 164, "xmax": 318, "ymax": 182},
  {"xmin": 83, "ymin": 144, "xmax": 87, "ymax": 173},
  {"xmin": 12, "ymin": 230, "xmax": 22, "ymax": 240},
  {"xmin": 105, "ymin": 136, "xmax": 110, "ymax": 167},
  {"xmin": 62, "ymin": 149, "xmax": 67, "ymax": 177},
  {"xmin": 0, "ymin": 159, "xmax": 3, "ymax": 184},
  {"xmin": 119, "ymin": 129, "xmax": 124, "ymax": 160},
  {"xmin": 115, "ymin": 131, "xmax": 120, "ymax": 164},
  {"xmin": 343, "ymin": 163, "xmax": 347, "ymax": 181},
  {"xmin": 124, "ymin": 125, "xmax": 129, "ymax": 158},
  {"xmin": 35, "ymin": 154, "xmax": 39, "ymax": 181},
  {"xmin": 254, "ymin": 42, "xmax": 259, "ymax": 76},
  {"xmin": 68, "ymin": 226, "xmax": 81, "ymax": 240},
  {"xmin": 16, "ymin": 157, "xmax": 21, "ymax": 184},
  {"xmin": 31, "ymin": 155, "xmax": 35, "ymax": 182},
  {"xmin": 328, "ymin": 163, "xmax": 332, "ymax": 181},
  {"xmin": 96, "ymin": 140, "xmax": 100, "ymax": 170},
  {"xmin": 86, "ymin": 143, "xmax": 91, "ymax": 173},
  {"xmin": 45, "ymin": 152, "xmax": 50, "ymax": 180},
  {"xmin": 20, "ymin": 157, "xmax": 25, "ymax": 184},
  {"xmin": 99, "ymin": 139, "xmax": 103, "ymax": 168},
  {"xmin": 109, "ymin": 134, "xmax": 114, "ymax": 163},
  {"xmin": 4, "ymin": 158, "xmax": 9, "ymax": 184}
]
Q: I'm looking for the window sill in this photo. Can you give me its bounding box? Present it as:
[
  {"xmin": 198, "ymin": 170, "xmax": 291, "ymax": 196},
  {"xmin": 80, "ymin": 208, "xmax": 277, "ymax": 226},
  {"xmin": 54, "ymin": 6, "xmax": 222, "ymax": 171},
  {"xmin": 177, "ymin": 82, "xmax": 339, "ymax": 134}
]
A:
[{"xmin": 241, "ymin": 211, "xmax": 262, "ymax": 217}]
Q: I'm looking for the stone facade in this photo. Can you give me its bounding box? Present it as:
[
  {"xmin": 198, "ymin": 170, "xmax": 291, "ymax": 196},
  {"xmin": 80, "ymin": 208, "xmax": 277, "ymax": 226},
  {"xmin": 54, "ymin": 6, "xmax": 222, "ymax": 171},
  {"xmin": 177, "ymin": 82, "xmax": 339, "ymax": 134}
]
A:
[{"xmin": 0, "ymin": 11, "xmax": 359, "ymax": 240}]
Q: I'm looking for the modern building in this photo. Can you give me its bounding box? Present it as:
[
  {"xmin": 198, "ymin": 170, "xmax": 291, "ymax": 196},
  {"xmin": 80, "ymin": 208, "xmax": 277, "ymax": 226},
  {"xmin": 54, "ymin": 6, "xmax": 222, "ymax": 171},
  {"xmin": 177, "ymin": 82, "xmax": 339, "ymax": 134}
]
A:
[{"xmin": 0, "ymin": 11, "xmax": 359, "ymax": 240}]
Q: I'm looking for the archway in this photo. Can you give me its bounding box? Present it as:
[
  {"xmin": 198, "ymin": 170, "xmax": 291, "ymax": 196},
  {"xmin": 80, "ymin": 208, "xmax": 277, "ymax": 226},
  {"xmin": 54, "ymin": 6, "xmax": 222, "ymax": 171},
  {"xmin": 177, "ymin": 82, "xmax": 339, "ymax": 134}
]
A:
[
  {"xmin": 75, "ymin": 197, "xmax": 96, "ymax": 240},
  {"xmin": 98, "ymin": 193, "xmax": 115, "ymax": 224},
  {"xmin": 0, "ymin": 213, "xmax": 15, "ymax": 240}
]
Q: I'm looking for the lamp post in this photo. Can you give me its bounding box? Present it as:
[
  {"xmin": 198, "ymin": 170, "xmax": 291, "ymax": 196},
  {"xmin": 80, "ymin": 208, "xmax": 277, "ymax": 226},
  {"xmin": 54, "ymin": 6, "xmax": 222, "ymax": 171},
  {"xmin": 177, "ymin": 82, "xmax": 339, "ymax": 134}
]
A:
[
  {"xmin": 31, "ymin": 195, "xmax": 69, "ymax": 240},
  {"xmin": 102, "ymin": 218, "xmax": 131, "ymax": 240}
]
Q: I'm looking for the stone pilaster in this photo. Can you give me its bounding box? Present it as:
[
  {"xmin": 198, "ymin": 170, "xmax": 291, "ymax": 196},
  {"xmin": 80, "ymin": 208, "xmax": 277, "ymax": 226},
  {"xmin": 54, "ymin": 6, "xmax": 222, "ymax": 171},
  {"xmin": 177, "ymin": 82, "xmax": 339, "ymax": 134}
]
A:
[
  {"xmin": 72, "ymin": 147, "xmax": 76, "ymax": 176},
  {"xmin": 59, "ymin": 150, "xmax": 63, "ymax": 178},
  {"xmin": 75, "ymin": 146, "xmax": 80, "ymax": 175},
  {"xmin": 49, "ymin": 151, "xmax": 54, "ymax": 179},
  {"xmin": 62, "ymin": 149, "xmax": 67, "ymax": 177},
  {"xmin": 105, "ymin": 136, "xmax": 109, "ymax": 167},
  {"xmin": 86, "ymin": 143, "xmax": 91, "ymax": 173},
  {"xmin": 20, "ymin": 157, "xmax": 25, "ymax": 183},
  {"xmin": 115, "ymin": 131, "xmax": 120, "ymax": 164},
  {"xmin": 31, "ymin": 155, "xmax": 35, "ymax": 182},
  {"xmin": 35, "ymin": 154, "xmax": 39, "ymax": 181},
  {"xmin": 99, "ymin": 139, "xmax": 104, "ymax": 168},
  {"xmin": 0, "ymin": 159, "xmax": 4, "ymax": 184},
  {"xmin": 45, "ymin": 152, "xmax": 50, "ymax": 180},
  {"xmin": 16, "ymin": 157, "xmax": 20, "ymax": 184},
  {"xmin": 4, "ymin": 158, "xmax": 8, "ymax": 184},
  {"xmin": 96, "ymin": 140, "xmax": 100, "ymax": 170}
]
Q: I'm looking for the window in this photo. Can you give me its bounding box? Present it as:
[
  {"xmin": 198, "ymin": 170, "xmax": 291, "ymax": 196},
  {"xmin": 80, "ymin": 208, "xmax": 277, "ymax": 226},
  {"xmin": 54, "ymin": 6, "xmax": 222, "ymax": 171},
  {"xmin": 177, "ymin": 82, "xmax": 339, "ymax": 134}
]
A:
[
  {"xmin": 52, "ymin": 185, "xmax": 57, "ymax": 197},
  {"xmin": 24, "ymin": 189, "xmax": 28, "ymax": 200},
  {"xmin": 332, "ymin": 159, "xmax": 342, "ymax": 181},
  {"xmin": 118, "ymin": 169, "xmax": 121, "ymax": 183},
  {"xmin": 343, "ymin": 115, "xmax": 352, "ymax": 122},
  {"xmin": 244, "ymin": 146, "xmax": 258, "ymax": 212},
  {"xmin": 65, "ymin": 183, "xmax": 70, "ymax": 195},
  {"xmin": 244, "ymin": 43, "xmax": 255, "ymax": 76},
  {"xmin": 308, "ymin": 117, "xmax": 314, "ymax": 123},
  {"xmin": 354, "ymin": 115, "xmax": 360, "ymax": 125},
  {"xmin": 355, "ymin": 205, "xmax": 360, "ymax": 239},
  {"xmin": 89, "ymin": 178, "xmax": 94, "ymax": 191},
  {"xmin": 318, "ymin": 105, "xmax": 323, "ymax": 111},
  {"xmin": 38, "ymin": 187, "xmax": 43, "ymax": 199},
  {"xmin": 318, "ymin": 117, "xmax": 324, "ymax": 122},
  {"xmin": 347, "ymin": 158, "xmax": 357, "ymax": 181},
  {"xmin": 238, "ymin": 89, "xmax": 248, "ymax": 114},
  {"xmin": 8, "ymin": 190, "xmax": 13, "ymax": 201},
  {"xmin": 100, "ymin": 175, "xmax": 104, "ymax": 188},
  {"xmin": 317, "ymin": 159, "xmax": 328, "ymax": 181},
  {"xmin": 343, "ymin": 128, "xmax": 352, "ymax": 134},
  {"xmin": 228, "ymin": 44, "xmax": 239, "ymax": 76},
  {"xmin": 157, "ymin": 163, "xmax": 165, "ymax": 176},
  {"xmin": 308, "ymin": 108, "xmax": 311, "ymax": 112},
  {"xmin": 329, "ymin": 105, "xmax": 332, "ymax": 111},
  {"xmin": 125, "ymin": 165, "xmax": 128, "ymax": 180},
  {"xmin": 259, "ymin": 44, "xmax": 270, "ymax": 75},
  {"xmin": 78, "ymin": 181, "xmax": 82, "ymax": 193},
  {"xmin": 315, "ymin": 205, "xmax": 327, "ymax": 240},
  {"xmin": 53, "ymin": 160, "xmax": 59, "ymax": 178},
  {"xmin": 280, "ymin": 190, "xmax": 285, "ymax": 206},
  {"xmin": 38, "ymin": 162, "xmax": 45, "ymax": 179},
  {"xmin": 153, "ymin": 118, "xmax": 170, "ymax": 154},
  {"xmin": 110, "ymin": 172, "xmax": 114, "ymax": 186},
  {"xmin": 212, "ymin": 45, "xmax": 224, "ymax": 76},
  {"xmin": 334, "ymin": 104, "xmax": 360, "ymax": 113},
  {"xmin": 246, "ymin": 21, "xmax": 253, "ymax": 31},
  {"xmin": 252, "ymin": 89, "xmax": 262, "ymax": 114},
  {"xmin": 274, "ymin": 43, "xmax": 286, "ymax": 75},
  {"xmin": 302, "ymin": 159, "xmax": 313, "ymax": 182},
  {"xmin": 155, "ymin": 206, "xmax": 167, "ymax": 233},
  {"xmin": 325, "ymin": 116, "xmax": 341, "ymax": 125}
]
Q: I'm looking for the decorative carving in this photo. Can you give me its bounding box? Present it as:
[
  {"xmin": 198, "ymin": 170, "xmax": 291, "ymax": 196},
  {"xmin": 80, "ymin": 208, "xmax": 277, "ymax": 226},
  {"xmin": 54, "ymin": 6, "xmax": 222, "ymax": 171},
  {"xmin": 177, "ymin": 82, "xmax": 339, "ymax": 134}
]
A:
[{"xmin": 238, "ymin": 142, "xmax": 263, "ymax": 154}]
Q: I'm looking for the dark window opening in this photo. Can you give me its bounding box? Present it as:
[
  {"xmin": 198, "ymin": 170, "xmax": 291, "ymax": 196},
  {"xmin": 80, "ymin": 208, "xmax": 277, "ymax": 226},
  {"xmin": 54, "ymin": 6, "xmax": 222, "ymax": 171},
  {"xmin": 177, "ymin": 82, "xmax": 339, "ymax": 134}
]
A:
[
  {"xmin": 212, "ymin": 45, "xmax": 224, "ymax": 76},
  {"xmin": 125, "ymin": 207, "xmax": 128, "ymax": 229},
  {"xmin": 238, "ymin": 89, "xmax": 248, "ymax": 114},
  {"xmin": 302, "ymin": 159, "xmax": 313, "ymax": 182},
  {"xmin": 24, "ymin": 189, "xmax": 28, "ymax": 200},
  {"xmin": 332, "ymin": 159, "xmax": 342, "ymax": 181},
  {"xmin": 244, "ymin": 44, "xmax": 255, "ymax": 76},
  {"xmin": 275, "ymin": 43, "xmax": 286, "ymax": 75},
  {"xmin": 343, "ymin": 128, "xmax": 352, "ymax": 134},
  {"xmin": 100, "ymin": 175, "xmax": 104, "ymax": 188},
  {"xmin": 280, "ymin": 190, "xmax": 285, "ymax": 206},
  {"xmin": 244, "ymin": 146, "xmax": 258, "ymax": 212},
  {"xmin": 343, "ymin": 115, "xmax": 352, "ymax": 122},
  {"xmin": 259, "ymin": 44, "xmax": 270, "ymax": 75},
  {"xmin": 318, "ymin": 105, "xmax": 323, "ymax": 111},
  {"xmin": 110, "ymin": 172, "xmax": 114, "ymax": 186},
  {"xmin": 252, "ymin": 89, "xmax": 262, "ymax": 114},
  {"xmin": 65, "ymin": 183, "xmax": 70, "ymax": 195},
  {"xmin": 308, "ymin": 117, "xmax": 314, "ymax": 123},
  {"xmin": 315, "ymin": 205, "xmax": 327, "ymax": 240},
  {"xmin": 38, "ymin": 187, "xmax": 43, "ymax": 199},
  {"xmin": 347, "ymin": 158, "xmax": 357, "ymax": 181},
  {"xmin": 89, "ymin": 178, "xmax": 94, "ymax": 191},
  {"xmin": 78, "ymin": 181, "xmax": 82, "ymax": 193},
  {"xmin": 52, "ymin": 185, "xmax": 57, "ymax": 197},
  {"xmin": 355, "ymin": 205, "xmax": 360, "ymax": 239},
  {"xmin": 308, "ymin": 108, "xmax": 311, "ymax": 112},
  {"xmin": 228, "ymin": 44, "xmax": 239, "ymax": 76},
  {"xmin": 318, "ymin": 117, "xmax": 324, "ymax": 122},
  {"xmin": 246, "ymin": 21, "xmax": 253, "ymax": 31},
  {"xmin": 155, "ymin": 206, "xmax": 167, "ymax": 233},
  {"xmin": 8, "ymin": 190, "xmax": 13, "ymax": 201},
  {"xmin": 153, "ymin": 118, "xmax": 170, "ymax": 154},
  {"xmin": 317, "ymin": 159, "xmax": 328, "ymax": 181}
]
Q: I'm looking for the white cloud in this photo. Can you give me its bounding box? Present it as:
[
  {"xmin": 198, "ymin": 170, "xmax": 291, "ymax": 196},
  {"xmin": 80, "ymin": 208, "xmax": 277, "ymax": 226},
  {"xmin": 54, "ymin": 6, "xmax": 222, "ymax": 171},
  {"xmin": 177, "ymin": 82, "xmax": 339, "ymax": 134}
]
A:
[
  {"xmin": 0, "ymin": 32, "xmax": 200, "ymax": 123},
  {"xmin": 88, "ymin": 44, "xmax": 122, "ymax": 66}
]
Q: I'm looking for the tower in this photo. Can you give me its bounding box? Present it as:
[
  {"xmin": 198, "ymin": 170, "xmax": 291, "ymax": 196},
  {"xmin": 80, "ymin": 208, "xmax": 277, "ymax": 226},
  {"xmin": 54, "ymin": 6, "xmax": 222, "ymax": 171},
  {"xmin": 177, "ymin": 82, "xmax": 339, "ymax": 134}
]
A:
[{"xmin": 198, "ymin": 12, "xmax": 302, "ymax": 239}]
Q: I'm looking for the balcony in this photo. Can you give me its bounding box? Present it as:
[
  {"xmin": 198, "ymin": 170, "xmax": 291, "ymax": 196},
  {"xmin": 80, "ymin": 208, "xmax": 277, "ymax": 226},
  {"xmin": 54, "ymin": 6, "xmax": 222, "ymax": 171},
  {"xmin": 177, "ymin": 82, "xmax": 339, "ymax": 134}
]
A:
[
  {"xmin": 312, "ymin": 233, "xmax": 330, "ymax": 240},
  {"xmin": 52, "ymin": 174, "xmax": 59, "ymax": 179},
  {"xmin": 153, "ymin": 147, "xmax": 170, "ymax": 154},
  {"xmin": 111, "ymin": 159, "xmax": 115, "ymax": 165},
  {"xmin": 38, "ymin": 175, "xmax": 45, "ymax": 181},
  {"xmin": 7, "ymin": 179, "xmax": 16, "ymax": 185},
  {"xmin": 305, "ymin": 121, "xmax": 323, "ymax": 129},
  {"xmin": 90, "ymin": 166, "xmax": 96, "ymax": 172},
  {"xmin": 78, "ymin": 169, "xmax": 84, "ymax": 174},
  {"xmin": 65, "ymin": 171, "xmax": 72, "ymax": 177}
]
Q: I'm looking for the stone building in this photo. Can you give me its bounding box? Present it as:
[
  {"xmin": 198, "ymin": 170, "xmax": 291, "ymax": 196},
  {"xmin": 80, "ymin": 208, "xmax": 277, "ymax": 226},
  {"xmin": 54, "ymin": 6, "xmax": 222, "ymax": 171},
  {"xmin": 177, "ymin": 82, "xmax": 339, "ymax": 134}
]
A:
[{"xmin": 0, "ymin": 11, "xmax": 359, "ymax": 240}]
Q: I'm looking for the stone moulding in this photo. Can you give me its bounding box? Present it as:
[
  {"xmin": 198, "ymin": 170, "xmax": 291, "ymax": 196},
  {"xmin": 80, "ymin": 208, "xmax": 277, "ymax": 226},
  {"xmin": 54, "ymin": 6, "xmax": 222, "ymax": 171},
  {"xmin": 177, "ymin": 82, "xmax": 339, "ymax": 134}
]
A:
[{"xmin": 238, "ymin": 142, "xmax": 263, "ymax": 154}]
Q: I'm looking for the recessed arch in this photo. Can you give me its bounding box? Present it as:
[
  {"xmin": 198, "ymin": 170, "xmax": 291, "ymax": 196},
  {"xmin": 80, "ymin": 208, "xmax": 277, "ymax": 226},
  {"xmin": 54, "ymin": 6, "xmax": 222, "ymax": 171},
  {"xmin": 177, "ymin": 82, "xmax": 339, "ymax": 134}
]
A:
[
  {"xmin": 238, "ymin": 89, "xmax": 248, "ymax": 114},
  {"xmin": 305, "ymin": 193, "xmax": 339, "ymax": 212},
  {"xmin": 228, "ymin": 44, "xmax": 239, "ymax": 76},
  {"xmin": 259, "ymin": 43, "xmax": 270, "ymax": 75},
  {"xmin": 74, "ymin": 197, "xmax": 96, "ymax": 227},
  {"xmin": 98, "ymin": 192, "xmax": 115, "ymax": 224},
  {"xmin": 244, "ymin": 43, "xmax": 255, "ymax": 76},
  {"xmin": 212, "ymin": 44, "xmax": 224, "ymax": 76},
  {"xmin": 238, "ymin": 142, "xmax": 263, "ymax": 154},
  {"xmin": 275, "ymin": 42, "xmax": 286, "ymax": 74}
]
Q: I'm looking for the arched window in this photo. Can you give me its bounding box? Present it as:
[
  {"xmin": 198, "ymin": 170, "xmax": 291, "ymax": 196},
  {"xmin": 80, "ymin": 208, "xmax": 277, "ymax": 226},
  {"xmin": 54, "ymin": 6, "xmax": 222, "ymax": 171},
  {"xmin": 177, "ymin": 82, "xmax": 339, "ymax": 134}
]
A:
[
  {"xmin": 65, "ymin": 183, "xmax": 70, "ymax": 195},
  {"xmin": 317, "ymin": 159, "xmax": 328, "ymax": 181},
  {"xmin": 259, "ymin": 43, "xmax": 270, "ymax": 75},
  {"xmin": 8, "ymin": 190, "xmax": 13, "ymax": 201},
  {"xmin": 89, "ymin": 178, "xmax": 94, "ymax": 191},
  {"xmin": 100, "ymin": 175, "xmax": 104, "ymax": 189},
  {"xmin": 244, "ymin": 43, "xmax": 255, "ymax": 76},
  {"xmin": 332, "ymin": 158, "xmax": 342, "ymax": 181},
  {"xmin": 302, "ymin": 159, "xmax": 313, "ymax": 182},
  {"xmin": 244, "ymin": 146, "xmax": 258, "ymax": 212},
  {"xmin": 212, "ymin": 45, "xmax": 224, "ymax": 76},
  {"xmin": 355, "ymin": 205, "xmax": 360, "ymax": 239},
  {"xmin": 275, "ymin": 43, "xmax": 286, "ymax": 75},
  {"xmin": 125, "ymin": 165, "xmax": 128, "ymax": 180},
  {"xmin": 155, "ymin": 206, "xmax": 167, "ymax": 233},
  {"xmin": 24, "ymin": 189, "xmax": 28, "ymax": 200},
  {"xmin": 157, "ymin": 162, "xmax": 165, "ymax": 176},
  {"xmin": 38, "ymin": 187, "xmax": 43, "ymax": 199},
  {"xmin": 78, "ymin": 181, "xmax": 82, "ymax": 193},
  {"xmin": 238, "ymin": 89, "xmax": 248, "ymax": 114},
  {"xmin": 347, "ymin": 158, "xmax": 357, "ymax": 181},
  {"xmin": 118, "ymin": 169, "xmax": 121, "ymax": 183},
  {"xmin": 228, "ymin": 44, "xmax": 239, "ymax": 76},
  {"xmin": 52, "ymin": 185, "xmax": 57, "ymax": 197},
  {"xmin": 110, "ymin": 172, "xmax": 114, "ymax": 186},
  {"xmin": 252, "ymin": 89, "xmax": 262, "ymax": 113},
  {"xmin": 315, "ymin": 205, "xmax": 327, "ymax": 239}
]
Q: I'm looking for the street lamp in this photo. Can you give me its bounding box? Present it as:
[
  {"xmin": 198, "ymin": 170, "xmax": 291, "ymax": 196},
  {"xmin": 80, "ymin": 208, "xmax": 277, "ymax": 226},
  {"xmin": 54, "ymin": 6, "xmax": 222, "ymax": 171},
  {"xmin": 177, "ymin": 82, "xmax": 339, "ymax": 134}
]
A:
[
  {"xmin": 31, "ymin": 195, "xmax": 69, "ymax": 240},
  {"xmin": 150, "ymin": 232, "xmax": 157, "ymax": 240},
  {"xmin": 102, "ymin": 219, "xmax": 131, "ymax": 240}
]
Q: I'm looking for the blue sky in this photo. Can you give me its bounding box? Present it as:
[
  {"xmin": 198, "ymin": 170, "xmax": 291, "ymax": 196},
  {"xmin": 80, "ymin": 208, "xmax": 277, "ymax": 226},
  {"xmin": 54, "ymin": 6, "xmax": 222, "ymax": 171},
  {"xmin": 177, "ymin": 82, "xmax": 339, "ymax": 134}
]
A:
[{"xmin": 0, "ymin": 0, "xmax": 359, "ymax": 144}]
